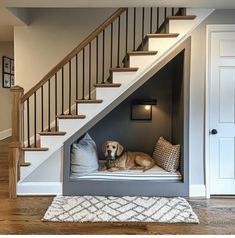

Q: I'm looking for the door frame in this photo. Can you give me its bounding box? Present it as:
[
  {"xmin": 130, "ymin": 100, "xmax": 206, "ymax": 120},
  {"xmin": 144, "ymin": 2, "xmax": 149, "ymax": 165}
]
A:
[{"xmin": 205, "ymin": 24, "xmax": 235, "ymax": 198}]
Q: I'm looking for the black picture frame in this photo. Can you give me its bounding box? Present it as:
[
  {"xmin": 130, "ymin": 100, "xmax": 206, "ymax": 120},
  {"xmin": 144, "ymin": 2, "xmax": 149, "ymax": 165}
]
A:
[
  {"xmin": 3, "ymin": 74, "xmax": 11, "ymax": 88},
  {"xmin": 2, "ymin": 56, "xmax": 14, "ymax": 88}
]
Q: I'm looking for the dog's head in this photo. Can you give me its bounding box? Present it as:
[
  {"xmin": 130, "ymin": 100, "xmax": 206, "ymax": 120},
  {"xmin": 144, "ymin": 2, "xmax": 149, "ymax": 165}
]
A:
[{"xmin": 102, "ymin": 141, "xmax": 124, "ymax": 160}]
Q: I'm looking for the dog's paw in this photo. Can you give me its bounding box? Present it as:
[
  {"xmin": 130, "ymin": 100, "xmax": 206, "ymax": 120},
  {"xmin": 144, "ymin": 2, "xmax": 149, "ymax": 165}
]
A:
[{"xmin": 98, "ymin": 164, "xmax": 107, "ymax": 171}]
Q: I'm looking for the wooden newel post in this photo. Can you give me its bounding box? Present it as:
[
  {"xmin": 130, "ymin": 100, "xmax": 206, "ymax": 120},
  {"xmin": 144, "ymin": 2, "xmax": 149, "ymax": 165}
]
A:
[
  {"xmin": 9, "ymin": 86, "xmax": 24, "ymax": 199},
  {"xmin": 11, "ymin": 86, "xmax": 24, "ymax": 142},
  {"xmin": 8, "ymin": 142, "xmax": 21, "ymax": 199}
]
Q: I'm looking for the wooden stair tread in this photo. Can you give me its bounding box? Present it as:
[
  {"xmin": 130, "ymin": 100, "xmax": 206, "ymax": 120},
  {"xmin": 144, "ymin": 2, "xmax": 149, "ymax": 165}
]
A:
[
  {"xmin": 128, "ymin": 51, "xmax": 158, "ymax": 56},
  {"xmin": 75, "ymin": 99, "xmax": 103, "ymax": 103},
  {"xmin": 145, "ymin": 33, "xmax": 179, "ymax": 38},
  {"xmin": 168, "ymin": 15, "xmax": 196, "ymax": 20},
  {"xmin": 20, "ymin": 162, "xmax": 31, "ymax": 167},
  {"xmin": 22, "ymin": 147, "xmax": 49, "ymax": 151},
  {"xmin": 57, "ymin": 114, "xmax": 86, "ymax": 119},
  {"xmin": 94, "ymin": 83, "xmax": 121, "ymax": 88},
  {"xmin": 110, "ymin": 67, "xmax": 138, "ymax": 72},
  {"xmin": 39, "ymin": 131, "xmax": 66, "ymax": 136}
]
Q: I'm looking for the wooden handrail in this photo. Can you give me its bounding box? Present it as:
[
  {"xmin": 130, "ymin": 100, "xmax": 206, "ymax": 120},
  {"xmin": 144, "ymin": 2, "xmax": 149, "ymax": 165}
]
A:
[{"xmin": 21, "ymin": 8, "xmax": 127, "ymax": 103}]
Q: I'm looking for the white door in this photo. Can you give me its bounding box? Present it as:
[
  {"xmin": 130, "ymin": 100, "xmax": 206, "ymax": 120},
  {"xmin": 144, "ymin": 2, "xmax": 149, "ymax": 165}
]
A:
[{"xmin": 209, "ymin": 30, "xmax": 235, "ymax": 195}]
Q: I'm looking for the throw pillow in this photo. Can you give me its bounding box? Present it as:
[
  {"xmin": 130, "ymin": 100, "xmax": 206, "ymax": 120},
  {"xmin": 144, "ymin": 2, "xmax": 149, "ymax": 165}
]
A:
[
  {"xmin": 152, "ymin": 136, "xmax": 180, "ymax": 172},
  {"xmin": 71, "ymin": 133, "xmax": 99, "ymax": 176}
]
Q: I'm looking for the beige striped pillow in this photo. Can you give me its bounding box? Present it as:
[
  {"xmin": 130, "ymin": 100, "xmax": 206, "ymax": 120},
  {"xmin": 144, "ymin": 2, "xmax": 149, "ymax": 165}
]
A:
[{"xmin": 152, "ymin": 137, "xmax": 180, "ymax": 172}]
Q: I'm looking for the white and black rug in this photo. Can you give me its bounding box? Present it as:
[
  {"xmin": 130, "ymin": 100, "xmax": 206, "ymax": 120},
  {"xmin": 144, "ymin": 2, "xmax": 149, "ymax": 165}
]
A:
[{"xmin": 43, "ymin": 196, "xmax": 199, "ymax": 223}]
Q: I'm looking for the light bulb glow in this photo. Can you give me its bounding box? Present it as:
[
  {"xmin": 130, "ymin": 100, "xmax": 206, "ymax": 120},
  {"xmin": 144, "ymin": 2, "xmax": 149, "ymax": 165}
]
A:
[{"xmin": 145, "ymin": 105, "xmax": 151, "ymax": 111}]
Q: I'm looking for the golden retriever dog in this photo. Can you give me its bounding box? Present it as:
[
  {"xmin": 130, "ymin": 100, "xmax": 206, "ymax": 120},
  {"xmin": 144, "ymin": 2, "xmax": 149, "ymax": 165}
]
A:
[{"xmin": 102, "ymin": 141, "xmax": 155, "ymax": 172}]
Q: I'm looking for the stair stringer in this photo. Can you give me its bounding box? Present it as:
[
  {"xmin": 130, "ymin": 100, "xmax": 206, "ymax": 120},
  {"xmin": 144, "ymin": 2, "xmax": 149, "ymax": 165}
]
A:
[{"xmin": 18, "ymin": 8, "xmax": 214, "ymax": 194}]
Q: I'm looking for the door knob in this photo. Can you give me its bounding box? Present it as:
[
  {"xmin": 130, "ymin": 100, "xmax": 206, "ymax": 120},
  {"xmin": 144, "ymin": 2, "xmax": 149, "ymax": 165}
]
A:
[{"xmin": 211, "ymin": 129, "xmax": 218, "ymax": 135}]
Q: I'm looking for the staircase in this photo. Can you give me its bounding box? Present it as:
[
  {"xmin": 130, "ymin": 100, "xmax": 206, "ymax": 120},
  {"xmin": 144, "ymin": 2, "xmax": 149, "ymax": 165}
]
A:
[{"xmin": 8, "ymin": 7, "xmax": 213, "ymax": 197}]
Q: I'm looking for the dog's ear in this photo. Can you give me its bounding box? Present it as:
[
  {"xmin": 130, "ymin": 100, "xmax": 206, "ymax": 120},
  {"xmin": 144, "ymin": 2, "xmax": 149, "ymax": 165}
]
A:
[
  {"xmin": 102, "ymin": 141, "xmax": 108, "ymax": 157},
  {"xmin": 116, "ymin": 143, "xmax": 124, "ymax": 157}
]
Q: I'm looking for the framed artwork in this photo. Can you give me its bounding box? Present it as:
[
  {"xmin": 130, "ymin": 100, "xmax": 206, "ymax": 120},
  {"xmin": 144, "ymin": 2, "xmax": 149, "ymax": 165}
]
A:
[
  {"xmin": 10, "ymin": 75, "xmax": 14, "ymax": 87},
  {"xmin": 3, "ymin": 74, "xmax": 11, "ymax": 88},
  {"xmin": 2, "ymin": 56, "xmax": 14, "ymax": 88}
]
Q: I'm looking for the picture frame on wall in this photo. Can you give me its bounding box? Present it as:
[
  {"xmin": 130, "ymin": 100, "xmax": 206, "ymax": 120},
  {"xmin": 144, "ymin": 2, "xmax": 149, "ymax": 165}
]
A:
[
  {"xmin": 10, "ymin": 75, "xmax": 14, "ymax": 87},
  {"xmin": 10, "ymin": 59, "xmax": 14, "ymax": 75},
  {"xmin": 3, "ymin": 74, "xmax": 11, "ymax": 88},
  {"xmin": 2, "ymin": 56, "xmax": 14, "ymax": 88},
  {"xmin": 3, "ymin": 56, "xmax": 11, "ymax": 74}
]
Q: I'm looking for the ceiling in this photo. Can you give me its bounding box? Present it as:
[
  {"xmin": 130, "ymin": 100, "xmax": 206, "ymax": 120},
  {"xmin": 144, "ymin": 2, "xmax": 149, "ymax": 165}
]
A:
[
  {"xmin": 0, "ymin": 1, "xmax": 27, "ymax": 41},
  {"xmin": 0, "ymin": 0, "xmax": 235, "ymax": 42},
  {"xmin": 2, "ymin": 0, "xmax": 235, "ymax": 8}
]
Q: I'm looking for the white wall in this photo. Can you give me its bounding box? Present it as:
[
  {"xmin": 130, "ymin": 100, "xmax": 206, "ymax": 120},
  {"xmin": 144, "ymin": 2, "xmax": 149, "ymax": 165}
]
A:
[
  {"xmin": 189, "ymin": 9, "xmax": 235, "ymax": 194},
  {"xmin": 14, "ymin": 8, "xmax": 115, "ymax": 92},
  {"xmin": 0, "ymin": 42, "xmax": 13, "ymax": 140},
  {"xmin": 24, "ymin": 148, "xmax": 63, "ymax": 182}
]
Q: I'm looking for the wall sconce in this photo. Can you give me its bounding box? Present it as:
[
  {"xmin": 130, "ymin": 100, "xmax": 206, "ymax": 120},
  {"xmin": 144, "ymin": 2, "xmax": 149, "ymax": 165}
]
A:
[{"xmin": 131, "ymin": 99, "xmax": 157, "ymax": 120}]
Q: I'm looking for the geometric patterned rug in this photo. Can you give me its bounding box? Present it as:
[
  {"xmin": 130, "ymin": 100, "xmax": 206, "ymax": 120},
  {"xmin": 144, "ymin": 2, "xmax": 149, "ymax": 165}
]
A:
[{"xmin": 43, "ymin": 196, "xmax": 199, "ymax": 223}]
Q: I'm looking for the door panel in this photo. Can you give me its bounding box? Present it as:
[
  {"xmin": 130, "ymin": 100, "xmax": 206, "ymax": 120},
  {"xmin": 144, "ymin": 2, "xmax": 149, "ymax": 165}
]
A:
[
  {"xmin": 209, "ymin": 31, "xmax": 235, "ymax": 195},
  {"xmin": 219, "ymin": 67, "xmax": 235, "ymax": 123}
]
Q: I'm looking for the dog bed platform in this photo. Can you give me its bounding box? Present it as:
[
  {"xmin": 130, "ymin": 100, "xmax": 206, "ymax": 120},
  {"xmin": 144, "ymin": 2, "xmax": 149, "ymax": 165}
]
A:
[{"xmin": 70, "ymin": 164, "xmax": 181, "ymax": 181}]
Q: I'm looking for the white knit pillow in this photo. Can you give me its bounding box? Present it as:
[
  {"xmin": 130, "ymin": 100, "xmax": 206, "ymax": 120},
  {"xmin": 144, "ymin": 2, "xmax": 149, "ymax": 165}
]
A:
[{"xmin": 152, "ymin": 137, "xmax": 180, "ymax": 172}]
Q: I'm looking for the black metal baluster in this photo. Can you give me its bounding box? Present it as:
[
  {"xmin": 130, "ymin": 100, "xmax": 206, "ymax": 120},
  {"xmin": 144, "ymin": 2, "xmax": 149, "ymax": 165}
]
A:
[
  {"xmin": 96, "ymin": 36, "xmax": 99, "ymax": 84},
  {"xmin": 82, "ymin": 48, "xmax": 85, "ymax": 99},
  {"xmin": 172, "ymin": 8, "xmax": 174, "ymax": 16},
  {"xmin": 157, "ymin": 7, "xmax": 159, "ymax": 32},
  {"xmin": 117, "ymin": 16, "xmax": 120, "ymax": 67},
  {"xmin": 27, "ymin": 99, "xmax": 30, "ymax": 147},
  {"xmin": 34, "ymin": 92, "xmax": 37, "ymax": 147},
  {"xmin": 110, "ymin": 23, "xmax": 113, "ymax": 68},
  {"xmin": 41, "ymin": 86, "xmax": 44, "ymax": 131},
  {"xmin": 75, "ymin": 54, "xmax": 78, "ymax": 115},
  {"xmin": 125, "ymin": 9, "xmax": 128, "ymax": 57},
  {"xmin": 89, "ymin": 42, "xmax": 92, "ymax": 98},
  {"xmin": 133, "ymin": 8, "xmax": 136, "ymax": 50},
  {"xmin": 48, "ymin": 79, "xmax": 51, "ymax": 132},
  {"xmin": 69, "ymin": 60, "xmax": 72, "ymax": 115},
  {"xmin": 150, "ymin": 7, "xmax": 153, "ymax": 33},
  {"xmin": 75, "ymin": 54, "xmax": 78, "ymax": 100},
  {"xmin": 61, "ymin": 67, "xmax": 64, "ymax": 115},
  {"xmin": 164, "ymin": 7, "xmax": 167, "ymax": 33},
  {"xmin": 102, "ymin": 30, "xmax": 105, "ymax": 83},
  {"xmin": 142, "ymin": 7, "xmax": 145, "ymax": 50},
  {"xmin": 55, "ymin": 73, "xmax": 58, "ymax": 131}
]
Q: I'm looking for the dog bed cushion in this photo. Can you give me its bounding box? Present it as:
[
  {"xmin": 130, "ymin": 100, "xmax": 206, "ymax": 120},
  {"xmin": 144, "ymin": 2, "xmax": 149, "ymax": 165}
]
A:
[
  {"xmin": 70, "ymin": 163, "xmax": 181, "ymax": 181},
  {"xmin": 71, "ymin": 133, "xmax": 99, "ymax": 176},
  {"xmin": 152, "ymin": 137, "xmax": 180, "ymax": 172}
]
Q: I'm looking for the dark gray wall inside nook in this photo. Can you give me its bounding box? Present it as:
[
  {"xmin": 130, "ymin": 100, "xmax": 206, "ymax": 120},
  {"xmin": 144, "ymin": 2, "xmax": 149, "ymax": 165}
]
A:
[{"xmin": 88, "ymin": 51, "xmax": 184, "ymax": 160}]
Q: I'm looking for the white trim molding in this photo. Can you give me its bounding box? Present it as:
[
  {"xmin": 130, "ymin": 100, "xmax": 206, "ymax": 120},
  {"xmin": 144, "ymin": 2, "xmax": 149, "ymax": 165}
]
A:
[
  {"xmin": 17, "ymin": 182, "xmax": 62, "ymax": 195},
  {"xmin": 189, "ymin": 184, "xmax": 206, "ymax": 197},
  {"xmin": 205, "ymin": 24, "xmax": 235, "ymax": 198},
  {"xmin": 0, "ymin": 128, "xmax": 12, "ymax": 140}
]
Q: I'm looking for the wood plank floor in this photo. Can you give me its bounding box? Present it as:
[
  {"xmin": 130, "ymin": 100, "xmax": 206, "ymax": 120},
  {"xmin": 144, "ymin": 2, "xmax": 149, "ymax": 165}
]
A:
[{"xmin": 0, "ymin": 137, "xmax": 235, "ymax": 234}]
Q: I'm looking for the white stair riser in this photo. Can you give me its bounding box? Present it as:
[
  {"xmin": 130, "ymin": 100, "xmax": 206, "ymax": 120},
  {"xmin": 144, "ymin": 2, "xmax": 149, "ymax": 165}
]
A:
[
  {"xmin": 40, "ymin": 135, "xmax": 65, "ymax": 148},
  {"xmin": 96, "ymin": 87, "xmax": 122, "ymax": 101},
  {"xmin": 147, "ymin": 38, "xmax": 178, "ymax": 52},
  {"xmin": 169, "ymin": 20, "xmax": 195, "ymax": 36},
  {"xmin": 112, "ymin": 71, "xmax": 137, "ymax": 85},
  {"xmin": 129, "ymin": 55, "xmax": 157, "ymax": 70},
  {"xmin": 77, "ymin": 104, "xmax": 102, "ymax": 116},
  {"xmin": 59, "ymin": 118, "xmax": 88, "ymax": 136}
]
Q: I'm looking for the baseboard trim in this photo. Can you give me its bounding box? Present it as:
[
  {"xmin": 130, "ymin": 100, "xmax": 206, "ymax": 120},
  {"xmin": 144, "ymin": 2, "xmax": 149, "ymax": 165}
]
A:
[
  {"xmin": 189, "ymin": 184, "xmax": 206, "ymax": 197},
  {"xmin": 0, "ymin": 128, "xmax": 12, "ymax": 140},
  {"xmin": 17, "ymin": 182, "xmax": 62, "ymax": 195}
]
